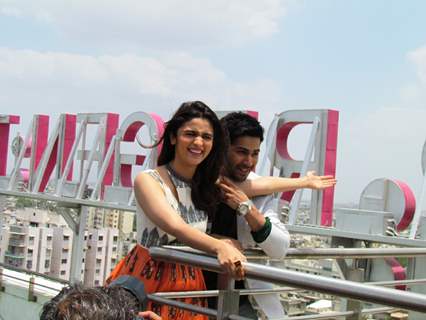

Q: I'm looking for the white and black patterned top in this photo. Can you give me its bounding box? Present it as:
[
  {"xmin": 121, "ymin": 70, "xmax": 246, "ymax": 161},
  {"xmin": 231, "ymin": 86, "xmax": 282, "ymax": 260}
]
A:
[{"xmin": 136, "ymin": 169, "xmax": 208, "ymax": 248}]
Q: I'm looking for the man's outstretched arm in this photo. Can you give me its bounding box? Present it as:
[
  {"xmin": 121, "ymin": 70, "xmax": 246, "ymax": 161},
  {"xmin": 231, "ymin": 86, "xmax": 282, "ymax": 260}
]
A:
[{"xmin": 236, "ymin": 171, "xmax": 336, "ymax": 198}]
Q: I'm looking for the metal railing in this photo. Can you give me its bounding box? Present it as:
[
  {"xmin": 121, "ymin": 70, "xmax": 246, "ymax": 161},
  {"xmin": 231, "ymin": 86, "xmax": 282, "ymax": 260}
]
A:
[
  {"xmin": 148, "ymin": 247, "xmax": 426, "ymax": 319},
  {"xmin": 3, "ymin": 189, "xmax": 426, "ymax": 318},
  {"xmin": 2, "ymin": 245, "xmax": 426, "ymax": 319}
]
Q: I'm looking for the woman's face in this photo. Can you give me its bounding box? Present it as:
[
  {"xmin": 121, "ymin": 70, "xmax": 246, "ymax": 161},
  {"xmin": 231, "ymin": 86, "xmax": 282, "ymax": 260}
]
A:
[{"xmin": 171, "ymin": 117, "xmax": 214, "ymax": 167}]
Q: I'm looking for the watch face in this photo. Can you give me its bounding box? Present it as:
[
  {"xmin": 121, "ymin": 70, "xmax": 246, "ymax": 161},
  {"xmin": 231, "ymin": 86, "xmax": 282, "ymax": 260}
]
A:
[{"xmin": 238, "ymin": 203, "xmax": 250, "ymax": 216}]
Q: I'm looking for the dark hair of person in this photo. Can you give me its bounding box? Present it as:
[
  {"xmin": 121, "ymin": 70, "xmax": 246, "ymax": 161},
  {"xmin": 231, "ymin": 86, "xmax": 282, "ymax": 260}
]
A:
[
  {"xmin": 157, "ymin": 101, "xmax": 226, "ymax": 217},
  {"xmin": 220, "ymin": 112, "xmax": 264, "ymax": 145},
  {"xmin": 40, "ymin": 285, "xmax": 142, "ymax": 320}
]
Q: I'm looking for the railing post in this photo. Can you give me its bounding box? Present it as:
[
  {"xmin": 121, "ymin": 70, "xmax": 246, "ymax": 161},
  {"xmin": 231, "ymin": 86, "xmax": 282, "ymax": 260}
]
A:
[
  {"xmin": 217, "ymin": 274, "xmax": 235, "ymax": 291},
  {"xmin": 69, "ymin": 205, "xmax": 88, "ymax": 284},
  {"xmin": 408, "ymin": 218, "xmax": 426, "ymax": 320},
  {"xmin": 217, "ymin": 290, "xmax": 240, "ymax": 320},
  {"xmin": 0, "ymin": 267, "xmax": 4, "ymax": 292},
  {"xmin": 28, "ymin": 276, "xmax": 37, "ymax": 302},
  {"xmin": 332, "ymin": 236, "xmax": 366, "ymax": 320},
  {"xmin": 345, "ymin": 268, "xmax": 363, "ymax": 320}
]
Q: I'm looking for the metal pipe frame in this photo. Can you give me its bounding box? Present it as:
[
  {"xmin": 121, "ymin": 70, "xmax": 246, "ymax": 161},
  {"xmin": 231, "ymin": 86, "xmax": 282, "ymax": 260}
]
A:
[
  {"xmin": 0, "ymin": 262, "xmax": 69, "ymax": 284},
  {"xmin": 368, "ymin": 278, "xmax": 426, "ymax": 287},
  {"xmin": 1, "ymin": 272, "xmax": 64, "ymax": 292},
  {"xmin": 150, "ymin": 247, "xmax": 426, "ymax": 313},
  {"xmin": 283, "ymin": 247, "xmax": 426, "ymax": 259},
  {"xmin": 2, "ymin": 189, "xmax": 426, "ymax": 248},
  {"xmin": 282, "ymin": 307, "xmax": 395, "ymax": 320},
  {"xmin": 0, "ymin": 189, "xmax": 136, "ymax": 212},
  {"xmin": 152, "ymin": 286, "xmax": 298, "ymax": 299},
  {"xmin": 286, "ymin": 224, "xmax": 426, "ymax": 247},
  {"xmin": 147, "ymin": 294, "xmax": 218, "ymax": 318},
  {"xmin": 164, "ymin": 244, "xmax": 426, "ymax": 260}
]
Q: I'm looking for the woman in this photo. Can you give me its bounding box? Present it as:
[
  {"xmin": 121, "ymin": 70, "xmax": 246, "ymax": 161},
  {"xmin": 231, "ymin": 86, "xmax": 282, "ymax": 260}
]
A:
[{"xmin": 107, "ymin": 101, "xmax": 245, "ymax": 320}]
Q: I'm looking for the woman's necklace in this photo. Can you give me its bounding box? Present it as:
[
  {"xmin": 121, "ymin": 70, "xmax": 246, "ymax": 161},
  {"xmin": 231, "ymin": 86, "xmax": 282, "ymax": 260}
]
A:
[{"xmin": 165, "ymin": 163, "xmax": 192, "ymax": 184}]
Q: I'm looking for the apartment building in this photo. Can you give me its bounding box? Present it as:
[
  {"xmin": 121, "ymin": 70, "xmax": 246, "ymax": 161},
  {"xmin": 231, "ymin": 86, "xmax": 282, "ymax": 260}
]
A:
[
  {"xmin": 35, "ymin": 227, "xmax": 53, "ymax": 274},
  {"xmin": 14, "ymin": 207, "xmax": 68, "ymax": 228},
  {"xmin": 119, "ymin": 211, "xmax": 135, "ymax": 235},
  {"xmin": 104, "ymin": 209, "xmax": 120, "ymax": 229},
  {"xmin": 2, "ymin": 225, "xmax": 52, "ymax": 274},
  {"xmin": 87, "ymin": 207, "xmax": 134, "ymax": 235},
  {"xmin": 50, "ymin": 227, "xmax": 74, "ymax": 281},
  {"xmin": 87, "ymin": 207, "xmax": 104, "ymax": 229},
  {"xmin": 84, "ymin": 228, "xmax": 119, "ymax": 286},
  {"xmin": 0, "ymin": 226, "xmax": 10, "ymax": 264},
  {"xmin": 3, "ymin": 225, "xmax": 28, "ymax": 269},
  {"xmin": 15, "ymin": 208, "xmax": 49, "ymax": 227}
]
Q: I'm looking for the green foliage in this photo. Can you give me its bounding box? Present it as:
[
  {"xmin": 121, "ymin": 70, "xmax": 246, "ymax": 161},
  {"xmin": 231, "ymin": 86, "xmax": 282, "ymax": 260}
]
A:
[{"xmin": 15, "ymin": 197, "xmax": 57, "ymax": 211}]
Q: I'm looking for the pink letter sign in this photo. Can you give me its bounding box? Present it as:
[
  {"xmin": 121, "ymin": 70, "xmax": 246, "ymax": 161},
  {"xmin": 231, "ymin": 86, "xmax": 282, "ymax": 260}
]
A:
[
  {"xmin": 31, "ymin": 114, "xmax": 77, "ymax": 192},
  {"xmin": 273, "ymin": 109, "xmax": 338, "ymax": 226},
  {"xmin": 0, "ymin": 115, "xmax": 20, "ymax": 176},
  {"xmin": 114, "ymin": 112, "xmax": 164, "ymax": 187}
]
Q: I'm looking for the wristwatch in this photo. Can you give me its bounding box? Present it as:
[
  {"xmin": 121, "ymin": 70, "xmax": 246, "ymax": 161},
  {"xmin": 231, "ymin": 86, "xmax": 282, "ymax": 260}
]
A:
[{"xmin": 236, "ymin": 200, "xmax": 253, "ymax": 217}]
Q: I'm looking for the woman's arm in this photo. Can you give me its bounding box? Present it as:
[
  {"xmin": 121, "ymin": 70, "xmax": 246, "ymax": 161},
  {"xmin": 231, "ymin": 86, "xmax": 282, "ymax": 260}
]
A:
[
  {"xmin": 237, "ymin": 171, "xmax": 336, "ymax": 197},
  {"xmin": 134, "ymin": 172, "xmax": 246, "ymax": 277}
]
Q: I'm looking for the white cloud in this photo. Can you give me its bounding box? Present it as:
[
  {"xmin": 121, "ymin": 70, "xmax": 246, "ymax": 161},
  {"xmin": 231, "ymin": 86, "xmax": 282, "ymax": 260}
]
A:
[
  {"xmin": 0, "ymin": 47, "xmax": 282, "ymax": 119},
  {"xmin": 401, "ymin": 45, "xmax": 426, "ymax": 107},
  {"xmin": 408, "ymin": 45, "xmax": 426, "ymax": 84},
  {"xmin": 0, "ymin": 0, "xmax": 286, "ymax": 49},
  {"xmin": 335, "ymin": 107, "xmax": 426, "ymax": 204}
]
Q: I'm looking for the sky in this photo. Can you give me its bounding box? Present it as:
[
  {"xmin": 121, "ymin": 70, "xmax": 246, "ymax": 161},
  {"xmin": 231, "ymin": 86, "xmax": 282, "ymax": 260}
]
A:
[{"xmin": 1, "ymin": 0, "xmax": 426, "ymax": 205}]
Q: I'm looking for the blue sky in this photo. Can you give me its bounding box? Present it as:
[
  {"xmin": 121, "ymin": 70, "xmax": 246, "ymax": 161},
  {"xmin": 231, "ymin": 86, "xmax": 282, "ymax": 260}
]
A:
[{"xmin": 0, "ymin": 0, "xmax": 426, "ymax": 205}]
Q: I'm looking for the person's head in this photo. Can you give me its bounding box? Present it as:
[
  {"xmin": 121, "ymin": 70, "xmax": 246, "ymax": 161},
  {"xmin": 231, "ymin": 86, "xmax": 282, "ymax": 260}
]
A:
[
  {"xmin": 220, "ymin": 112, "xmax": 264, "ymax": 182},
  {"xmin": 157, "ymin": 101, "xmax": 226, "ymax": 216},
  {"xmin": 40, "ymin": 285, "xmax": 143, "ymax": 320}
]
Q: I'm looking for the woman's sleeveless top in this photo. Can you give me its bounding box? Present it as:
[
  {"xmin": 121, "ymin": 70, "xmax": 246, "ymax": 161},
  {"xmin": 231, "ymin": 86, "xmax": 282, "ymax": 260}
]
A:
[{"xmin": 136, "ymin": 169, "xmax": 208, "ymax": 247}]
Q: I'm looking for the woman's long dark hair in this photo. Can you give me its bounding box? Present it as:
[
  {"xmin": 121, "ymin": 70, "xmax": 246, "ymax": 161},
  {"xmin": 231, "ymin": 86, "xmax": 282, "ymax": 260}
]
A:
[{"xmin": 157, "ymin": 101, "xmax": 226, "ymax": 217}]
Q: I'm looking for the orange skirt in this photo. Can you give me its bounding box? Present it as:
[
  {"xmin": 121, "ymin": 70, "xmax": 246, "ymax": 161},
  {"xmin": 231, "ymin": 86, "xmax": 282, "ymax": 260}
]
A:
[{"xmin": 106, "ymin": 244, "xmax": 208, "ymax": 320}]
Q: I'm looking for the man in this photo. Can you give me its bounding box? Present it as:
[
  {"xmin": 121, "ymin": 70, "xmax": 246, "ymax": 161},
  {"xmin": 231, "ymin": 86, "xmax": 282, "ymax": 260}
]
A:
[
  {"xmin": 208, "ymin": 112, "xmax": 335, "ymax": 318},
  {"xmin": 40, "ymin": 276, "xmax": 162, "ymax": 320}
]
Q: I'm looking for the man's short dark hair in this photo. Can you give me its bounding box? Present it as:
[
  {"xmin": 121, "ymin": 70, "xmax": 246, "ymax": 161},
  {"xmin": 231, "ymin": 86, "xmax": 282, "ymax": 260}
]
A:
[
  {"xmin": 40, "ymin": 285, "xmax": 142, "ymax": 320},
  {"xmin": 220, "ymin": 112, "xmax": 264, "ymax": 144}
]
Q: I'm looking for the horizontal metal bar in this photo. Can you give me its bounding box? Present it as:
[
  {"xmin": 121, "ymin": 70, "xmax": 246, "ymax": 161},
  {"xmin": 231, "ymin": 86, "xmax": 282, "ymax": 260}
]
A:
[
  {"xmin": 151, "ymin": 278, "xmax": 426, "ymax": 301},
  {"xmin": 147, "ymin": 294, "xmax": 217, "ymax": 317},
  {"xmin": 286, "ymin": 224, "xmax": 426, "ymax": 248},
  {"xmin": 152, "ymin": 286, "xmax": 298, "ymax": 299},
  {"xmin": 284, "ymin": 311, "xmax": 353, "ymax": 320},
  {"xmin": 228, "ymin": 314, "xmax": 252, "ymax": 320},
  {"xmin": 1, "ymin": 273, "xmax": 62, "ymax": 292},
  {"xmin": 284, "ymin": 247, "xmax": 426, "ymax": 259},
  {"xmin": 163, "ymin": 244, "xmax": 426, "ymax": 260},
  {"xmin": 0, "ymin": 189, "xmax": 136, "ymax": 212},
  {"xmin": 283, "ymin": 307, "xmax": 395, "ymax": 320},
  {"xmin": 0, "ymin": 263, "xmax": 69, "ymax": 284},
  {"xmin": 150, "ymin": 247, "xmax": 426, "ymax": 313},
  {"xmin": 368, "ymin": 278, "xmax": 426, "ymax": 287},
  {"xmin": 152, "ymin": 290, "xmax": 220, "ymax": 299}
]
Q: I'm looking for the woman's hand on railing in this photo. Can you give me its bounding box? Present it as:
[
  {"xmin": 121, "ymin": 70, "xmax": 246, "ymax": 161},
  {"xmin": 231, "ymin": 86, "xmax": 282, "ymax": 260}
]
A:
[{"xmin": 216, "ymin": 241, "xmax": 246, "ymax": 280}]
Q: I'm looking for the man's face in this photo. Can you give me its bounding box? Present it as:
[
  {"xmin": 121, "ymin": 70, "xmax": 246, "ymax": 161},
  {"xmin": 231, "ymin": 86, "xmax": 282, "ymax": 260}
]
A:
[{"xmin": 224, "ymin": 136, "xmax": 261, "ymax": 182}]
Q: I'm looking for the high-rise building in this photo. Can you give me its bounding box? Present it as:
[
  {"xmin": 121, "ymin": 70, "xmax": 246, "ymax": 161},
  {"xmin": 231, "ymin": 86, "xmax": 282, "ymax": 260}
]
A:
[
  {"xmin": 104, "ymin": 209, "xmax": 120, "ymax": 229},
  {"xmin": 86, "ymin": 207, "xmax": 105, "ymax": 229},
  {"xmin": 50, "ymin": 227, "xmax": 74, "ymax": 281},
  {"xmin": 35, "ymin": 227, "xmax": 53, "ymax": 274},
  {"xmin": 119, "ymin": 211, "xmax": 135, "ymax": 235},
  {"xmin": 2, "ymin": 225, "xmax": 52, "ymax": 274},
  {"xmin": 84, "ymin": 228, "xmax": 119, "ymax": 287}
]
